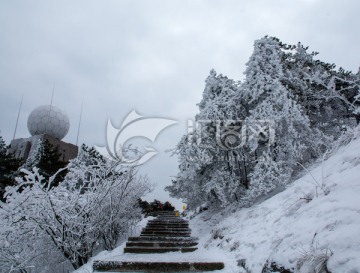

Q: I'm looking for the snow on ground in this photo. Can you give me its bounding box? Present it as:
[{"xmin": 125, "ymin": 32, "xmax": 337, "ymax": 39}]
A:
[
  {"xmin": 73, "ymin": 217, "xmax": 152, "ymax": 273},
  {"xmin": 74, "ymin": 216, "xmax": 235, "ymax": 273},
  {"xmin": 95, "ymin": 248, "xmax": 234, "ymax": 264},
  {"xmin": 74, "ymin": 213, "xmax": 234, "ymax": 273},
  {"xmin": 190, "ymin": 129, "xmax": 360, "ymax": 273},
  {"xmin": 75, "ymin": 129, "xmax": 360, "ymax": 273}
]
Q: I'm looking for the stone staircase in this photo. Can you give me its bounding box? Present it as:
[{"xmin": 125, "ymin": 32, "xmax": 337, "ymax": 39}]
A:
[
  {"xmin": 93, "ymin": 211, "xmax": 224, "ymax": 272},
  {"xmin": 124, "ymin": 212, "xmax": 197, "ymax": 254}
]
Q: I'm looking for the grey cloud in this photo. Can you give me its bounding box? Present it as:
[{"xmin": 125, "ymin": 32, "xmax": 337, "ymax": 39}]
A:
[{"xmin": 1, "ymin": 0, "xmax": 359, "ymax": 208}]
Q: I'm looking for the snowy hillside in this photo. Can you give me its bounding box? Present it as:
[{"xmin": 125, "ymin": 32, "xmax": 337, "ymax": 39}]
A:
[
  {"xmin": 75, "ymin": 128, "xmax": 360, "ymax": 273},
  {"xmin": 76, "ymin": 129, "xmax": 360, "ymax": 273},
  {"xmin": 190, "ymin": 128, "xmax": 360, "ymax": 273}
]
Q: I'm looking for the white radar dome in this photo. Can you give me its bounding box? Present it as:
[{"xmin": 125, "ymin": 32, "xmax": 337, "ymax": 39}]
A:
[{"xmin": 27, "ymin": 105, "xmax": 70, "ymax": 140}]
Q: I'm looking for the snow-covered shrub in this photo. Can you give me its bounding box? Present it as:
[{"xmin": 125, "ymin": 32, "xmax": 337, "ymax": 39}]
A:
[
  {"xmin": 230, "ymin": 241, "xmax": 240, "ymax": 251},
  {"xmin": 0, "ymin": 145, "xmax": 152, "ymax": 272},
  {"xmin": 294, "ymin": 233, "xmax": 333, "ymax": 273},
  {"xmin": 327, "ymin": 125, "xmax": 360, "ymax": 158},
  {"xmin": 296, "ymin": 246, "xmax": 332, "ymax": 273},
  {"xmin": 212, "ymin": 228, "xmax": 225, "ymax": 240}
]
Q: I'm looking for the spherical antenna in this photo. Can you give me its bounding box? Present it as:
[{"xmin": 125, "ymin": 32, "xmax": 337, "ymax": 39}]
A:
[{"xmin": 27, "ymin": 105, "xmax": 70, "ymax": 140}]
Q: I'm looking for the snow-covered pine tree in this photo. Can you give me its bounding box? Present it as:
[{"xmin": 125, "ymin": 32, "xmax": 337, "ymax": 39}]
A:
[
  {"xmin": 242, "ymin": 36, "xmax": 322, "ymax": 202},
  {"xmin": 37, "ymin": 139, "xmax": 68, "ymax": 187},
  {"xmin": 167, "ymin": 70, "xmax": 248, "ymax": 207},
  {"xmin": 166, "ymin": 134, "xmax": 212, "ymax": 208},
  {"xmin": 19, "ymin": 139, "xmax": 68, "ymax": 189},
  {"xmin": 281, "ymin": 41, "xmax": 355, "ymax": 139},
  {"xmin": 196, "ymin": 70, "xmax": 247, "ymax": 205},
  {"xmin": 330, "ymin": 66, "xmax": 360, "ymax": 125},
  {"xmin": 168, "ymin": 36, "xmax": 358, "ymax": 209},
  {"xmin": 62, "ymin": 144, "xmax": 106, "ymax": 192}
]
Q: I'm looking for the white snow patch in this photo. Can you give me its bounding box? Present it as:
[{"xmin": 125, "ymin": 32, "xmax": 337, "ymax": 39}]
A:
[{"xmin": 190, "ymin": 131, "xmax": 360, "ymax": 272}]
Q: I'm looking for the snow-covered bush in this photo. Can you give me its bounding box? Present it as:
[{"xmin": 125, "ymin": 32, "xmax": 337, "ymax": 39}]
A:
[
  {"xmin": 0, "ymin": 145, "xmax": 152, "ymax": 272},
  {"xmin": 296, "ymin": 244, "xmax": 332, "ymax": 273}
]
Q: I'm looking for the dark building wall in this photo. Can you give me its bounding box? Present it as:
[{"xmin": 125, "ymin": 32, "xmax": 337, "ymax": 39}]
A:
[
  {"xmin": 8, "ymin": 134, "xmax": 78, "ymax": 163},
  {"xmin": 43, "ymin": 134, "xmax": 78, "ymax": 162}
]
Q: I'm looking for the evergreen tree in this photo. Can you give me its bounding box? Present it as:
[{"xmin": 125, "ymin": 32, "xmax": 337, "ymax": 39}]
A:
[
  {"xmin": 63, "ymin": 144, "xmax": 110, "ymax": 192},
  {"xmin": 197, "ymin": 70, "xmax": 249, "ymax": 204},
  {"xmin": 243, "ymin": 37, "xmax": 324, "ymax": 200},
  {"xmin": 167, "ymin": 71, "xmax": 248, "ymax": 208},
  {"xmin": 0, "ymin": 136, "xmax": 23, "ymax": 201},
  {"xmin": 19, "ymin": 139, "xmax": 69, "ymax": 188},
  {"xmin": 37, "ymin": 140, "xmax": 68, "ymax": 187},
  {"xmin": 167, "ymin": 36, "xmax": 359, "ymax": 209},
  {"xmin": 281, "ymin": 41, "xmax": 354, "ymax": 138}
]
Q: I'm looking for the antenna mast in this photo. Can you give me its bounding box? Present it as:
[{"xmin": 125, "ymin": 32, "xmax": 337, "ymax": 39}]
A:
[
  {"xmin": 76, "ymin": 102, "xmax": 83, "ymax": 146},
  {"xmin": 13, "ymin": 95, "xmax": 24, "ymax": 140},
  {"xmin": 45, "ymin": 85, "xmax": 55, "ymax": 134}
]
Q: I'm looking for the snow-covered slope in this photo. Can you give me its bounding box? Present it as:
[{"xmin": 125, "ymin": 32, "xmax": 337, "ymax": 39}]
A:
[
  {"xmin": 75, "ymin": 129, "xmax": 360, "ymax": 273},
  {"xmin": 190, "ymin": 129, "xmax": 360, "ymax": 272}
]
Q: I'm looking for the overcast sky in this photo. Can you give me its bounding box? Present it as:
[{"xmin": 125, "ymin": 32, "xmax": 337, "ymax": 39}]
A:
[{"xmin": 1, "ymin": 0, "xmax": 359, "ymax": 209}]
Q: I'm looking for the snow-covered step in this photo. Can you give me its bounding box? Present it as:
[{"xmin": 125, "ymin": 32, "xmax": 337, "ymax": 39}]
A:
[
  {"xmin": 149, "ymin": 218, "xmax": 187, "ymax": 221},
  {"xmin": 93, "ymin": 261, "xmax": 225, "ymax": 272},
  {"xmin": 147, "ymin": 223, "xmax": 189, "ymax": 228},
  {"xmin": 128, "ymin": 236, "xmax": 196, "ymax": 241},
  {"xmin": 147, "ymin": 215, "xmax": 180, "ymax": 218},
  {"xmin": 142, "ymin": 228, "xmax": 191, "ymax": 232},
  {"xmin": 147, "ymin": 212, "xmax": 176, "ymax": 217},
  {"xmin": 140, "ymin": 233, "xmax": 191, "ymax": 237},
  {"xmin": 126, "ymin": 241, "xmax": 198, "ymax": 248},
  {"xmin": 149, "ymin": 216, "xmax": 185, "ymax": 220},
  {"xmin": 146, "ymin": 226, "xmax": 189, "ymax": 230},
  {"xmin": 147, "ymin": 223, "xmax": 189, "ymax": 227},
  {"xmin": 141, "ymin": 230, "xmax": 190, "ymax": 235},
  {"xmin": 147, "ymin": 222, "xmax": 188, "ymax": 225},
  {"xmin": 93, "ymin": 214, "xmax": 224, "ymax": 272},
  {"xmin": 123, "ymin": 246, "xmax": 198, "ymax": 253},
  {"xmin": 148, "ymin": 221, "xmax": 188, "ymax": 225},
  {"xmin": 142, "ymin": 229, "xmax": 190, "ymax": 234}
]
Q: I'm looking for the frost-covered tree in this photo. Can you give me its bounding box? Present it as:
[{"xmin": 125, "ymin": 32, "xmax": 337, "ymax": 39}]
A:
[
  {"xmin": 195, "ymin": 71, "xmax": 241, "ymax": 205},
  {"xmin": 167, "ymin": 36, "xmax": 359, "ymax": 209},
  {"xmin": 166, "ymin": 135, "xmax": 211, "ymax": 208},
  {"xmin": 19, "ymin": 139, "xmax": 68, "ymax": 189},
  {"xmin": 330, "ymin": 67, "xmax": 360, "ymax": 124},
  {"xmin": 0, "ymin": 145, "xmax": 152, "ymax": 271},
  {"xmin": 242, "ymin": 37, "xmax": 325, "ymax": 199},
  {"xmin": 281, "ymin": 41, "xmax": 357, "ymax": 138},
  {"xmin": 167, "ymin": 71, "xmax": 248, "ymax": 208}
]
